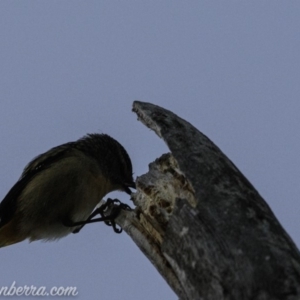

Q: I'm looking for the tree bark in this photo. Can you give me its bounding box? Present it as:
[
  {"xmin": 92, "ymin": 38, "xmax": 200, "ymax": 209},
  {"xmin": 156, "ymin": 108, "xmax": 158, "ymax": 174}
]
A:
[{"xmin": 115, "ymin": 101, "xmax": 300, "ymax": 300}]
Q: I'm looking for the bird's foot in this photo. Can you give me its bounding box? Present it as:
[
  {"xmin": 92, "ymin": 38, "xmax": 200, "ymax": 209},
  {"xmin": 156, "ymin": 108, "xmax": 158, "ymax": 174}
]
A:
[
  {"xmin": 101, "ymin": 198, "xmax": 132, "ymax": 233},
  {"xmin": 63, "ymin": 198, "xmax": 131, "ymax": 234}
]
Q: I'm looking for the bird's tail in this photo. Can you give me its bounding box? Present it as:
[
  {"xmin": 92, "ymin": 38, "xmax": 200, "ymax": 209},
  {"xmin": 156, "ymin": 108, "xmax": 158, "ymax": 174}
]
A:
[{"xmin": 0, "ymin": 221, "xmax": 25, "ymax": 248}]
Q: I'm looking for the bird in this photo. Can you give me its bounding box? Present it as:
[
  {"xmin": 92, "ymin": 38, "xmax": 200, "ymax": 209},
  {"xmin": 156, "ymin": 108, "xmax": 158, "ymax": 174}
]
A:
[{"xmin": 0, "ymin": 133, "xmax": 135, "ymax": 248}]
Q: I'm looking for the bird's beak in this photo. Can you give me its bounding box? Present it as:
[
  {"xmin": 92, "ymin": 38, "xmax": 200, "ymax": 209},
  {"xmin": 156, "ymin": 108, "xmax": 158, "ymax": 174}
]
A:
[{"xmin": 123, "ymin": 182, "xmax": 136, "ymax": 195}]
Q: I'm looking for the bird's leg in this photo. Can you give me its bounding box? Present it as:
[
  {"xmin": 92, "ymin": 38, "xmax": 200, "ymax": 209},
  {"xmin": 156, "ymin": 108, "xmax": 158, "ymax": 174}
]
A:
[
  {"xmin": 63, "ymin": 199, "xmax": 131, "ymax": 234},
  {"xmin": 69, "ymin": 203, "xmax": 108, "ymax": 234}
]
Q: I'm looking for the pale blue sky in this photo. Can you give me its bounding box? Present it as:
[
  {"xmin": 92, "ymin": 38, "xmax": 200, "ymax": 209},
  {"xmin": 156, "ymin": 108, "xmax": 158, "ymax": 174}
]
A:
[{"xmin": 0, "ymin": 2, "xmax": 299, "ymax": 299}]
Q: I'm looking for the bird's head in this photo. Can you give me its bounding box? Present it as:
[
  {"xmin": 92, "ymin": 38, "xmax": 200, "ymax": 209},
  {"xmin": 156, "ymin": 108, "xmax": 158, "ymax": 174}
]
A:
[{"xmin": 76, "ymin": 134, "xmax": 135, "ymax": 195}]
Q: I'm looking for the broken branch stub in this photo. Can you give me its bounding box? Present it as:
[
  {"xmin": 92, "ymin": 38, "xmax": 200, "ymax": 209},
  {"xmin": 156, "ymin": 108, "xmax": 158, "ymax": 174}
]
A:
[{"xmin": 116, "ymin": 101, "xmax": 300, "ymax": 300}]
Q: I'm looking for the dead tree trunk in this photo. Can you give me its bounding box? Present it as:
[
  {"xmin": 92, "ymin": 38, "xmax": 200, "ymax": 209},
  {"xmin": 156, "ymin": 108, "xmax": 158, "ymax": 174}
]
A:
[{"xmin": 115, "ymin": 101, "xmax": 300, "ymax": 300}]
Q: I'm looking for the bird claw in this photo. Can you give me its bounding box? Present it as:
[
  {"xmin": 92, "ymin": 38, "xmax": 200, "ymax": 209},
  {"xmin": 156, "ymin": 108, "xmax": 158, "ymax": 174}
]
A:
[
  {"xmin": 68, "ymin": 198, "xmax": 131, "ymax": 234},
  {"xmin": 102, "ymin": 199, "xmax": 132, "ymax": 233}
]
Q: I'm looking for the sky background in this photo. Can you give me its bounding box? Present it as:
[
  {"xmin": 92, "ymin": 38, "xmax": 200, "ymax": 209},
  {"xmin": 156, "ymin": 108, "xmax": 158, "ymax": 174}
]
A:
[{"xmin": 0, "ymin": 2, "xmax": 299, "ymax": 299}]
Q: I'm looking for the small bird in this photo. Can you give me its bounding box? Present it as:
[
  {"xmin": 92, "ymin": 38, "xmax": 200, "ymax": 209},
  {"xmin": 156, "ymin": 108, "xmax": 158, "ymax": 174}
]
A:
[{"xmin": 0, "ymin": 133, "xmax": 135, "ymax": 248}]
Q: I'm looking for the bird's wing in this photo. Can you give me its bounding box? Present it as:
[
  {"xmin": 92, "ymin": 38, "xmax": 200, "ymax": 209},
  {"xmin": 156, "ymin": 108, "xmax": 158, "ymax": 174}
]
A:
[
  {"xmin": 0, "ymin": 176, "xmax": 33, "ymax": 228},
  {"xmin": 0, "ymin": 143, "xmax": 74, "ymax": 228},
  {"xmin": 21, "ymin": 142, "xmax": 74, "ymax": 178}
]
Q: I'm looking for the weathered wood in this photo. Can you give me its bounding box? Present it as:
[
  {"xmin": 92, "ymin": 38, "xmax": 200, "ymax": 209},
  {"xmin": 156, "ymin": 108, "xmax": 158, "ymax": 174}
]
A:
[{"xmin": 116, "ymin": 101, "xmax": 300, "ymax": 300}]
